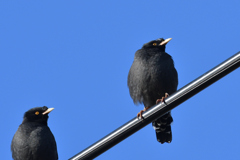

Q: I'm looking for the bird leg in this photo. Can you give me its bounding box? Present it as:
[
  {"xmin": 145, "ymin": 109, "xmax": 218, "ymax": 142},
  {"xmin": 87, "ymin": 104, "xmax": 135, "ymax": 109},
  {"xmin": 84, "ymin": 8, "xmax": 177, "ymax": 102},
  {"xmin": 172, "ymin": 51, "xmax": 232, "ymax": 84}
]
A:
[
  {"xmin": 156, "ymin": 93, "xmax": 169, "ymax": 104},
  {"xmin": 137, "ymin": 106, "xmax": 150, "ymax": 119}
]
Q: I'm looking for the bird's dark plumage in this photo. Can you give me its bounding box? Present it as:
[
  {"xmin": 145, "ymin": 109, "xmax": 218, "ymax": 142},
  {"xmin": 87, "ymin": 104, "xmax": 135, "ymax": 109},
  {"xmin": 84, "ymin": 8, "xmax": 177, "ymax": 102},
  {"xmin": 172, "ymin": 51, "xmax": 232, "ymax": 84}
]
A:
[
  {"xmin": 11, "ymin": 106, "xmax": 58, "ymax": 160},
  {"xmin": 128, "ymin": 38, "xmax": 178, "ymax": 143}
]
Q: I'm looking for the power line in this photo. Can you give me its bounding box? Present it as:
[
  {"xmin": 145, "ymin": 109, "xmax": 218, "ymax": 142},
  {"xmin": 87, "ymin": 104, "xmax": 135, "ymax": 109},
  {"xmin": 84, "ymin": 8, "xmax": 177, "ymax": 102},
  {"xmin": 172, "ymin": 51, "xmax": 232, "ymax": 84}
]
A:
[{"xmin": 69, "ymin": 51, "xmax": 240, "ymax": 160}]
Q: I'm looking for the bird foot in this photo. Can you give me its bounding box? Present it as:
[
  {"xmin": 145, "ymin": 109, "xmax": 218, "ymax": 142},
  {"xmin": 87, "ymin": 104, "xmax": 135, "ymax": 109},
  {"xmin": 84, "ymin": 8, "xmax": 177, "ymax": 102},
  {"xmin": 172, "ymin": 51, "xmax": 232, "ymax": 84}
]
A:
[
  {"xmin": 156, "ymin": 93, "xmax": 169, "ymax": 104},
  {"xmin": 137, "ymin": 106, "xmax": 150, "ymax": 119}
]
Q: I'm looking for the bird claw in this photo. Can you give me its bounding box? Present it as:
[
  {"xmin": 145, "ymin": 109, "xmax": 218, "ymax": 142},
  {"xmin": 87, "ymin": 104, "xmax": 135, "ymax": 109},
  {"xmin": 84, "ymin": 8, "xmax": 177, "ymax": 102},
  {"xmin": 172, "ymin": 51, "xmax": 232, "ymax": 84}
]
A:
[
  {"xmin": 137, "ymin": 106, "xmax": 150, "ymax": 119},
  {"xmin": 156, "ymin": 93, "xmax": 169, "ymax": 104},
  {"xmin": 137, "ymin": 110, "xmax": 144, "ymax": 119}
]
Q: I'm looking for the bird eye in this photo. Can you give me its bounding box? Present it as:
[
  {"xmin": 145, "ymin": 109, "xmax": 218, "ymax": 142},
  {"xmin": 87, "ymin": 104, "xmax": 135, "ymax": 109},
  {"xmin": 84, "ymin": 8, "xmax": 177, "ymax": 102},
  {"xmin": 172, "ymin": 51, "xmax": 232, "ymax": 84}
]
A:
[
  {"xmin": 35, "ymin": 111, "xmax": 39, "ymax": 115},
  {"xmin": 153, "ymin": 43, "xmax": 157, "ymax": 46}
]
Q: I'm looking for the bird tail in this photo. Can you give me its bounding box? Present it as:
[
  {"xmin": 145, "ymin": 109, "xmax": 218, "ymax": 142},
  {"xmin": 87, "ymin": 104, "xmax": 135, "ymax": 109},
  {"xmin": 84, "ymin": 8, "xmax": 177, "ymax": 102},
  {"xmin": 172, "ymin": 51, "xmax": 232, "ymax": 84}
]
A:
[{"xmin": 152, "ymin": 112, "xmax": 173, "ymax": 144}]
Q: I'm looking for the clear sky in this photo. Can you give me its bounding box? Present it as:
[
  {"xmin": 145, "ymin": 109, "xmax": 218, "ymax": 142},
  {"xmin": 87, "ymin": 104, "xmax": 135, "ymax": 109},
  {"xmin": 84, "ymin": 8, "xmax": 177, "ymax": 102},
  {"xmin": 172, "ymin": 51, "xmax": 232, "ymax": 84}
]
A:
[{"xmin": 1, "ymin": 1, "xmax": 240, "ymax": 160}]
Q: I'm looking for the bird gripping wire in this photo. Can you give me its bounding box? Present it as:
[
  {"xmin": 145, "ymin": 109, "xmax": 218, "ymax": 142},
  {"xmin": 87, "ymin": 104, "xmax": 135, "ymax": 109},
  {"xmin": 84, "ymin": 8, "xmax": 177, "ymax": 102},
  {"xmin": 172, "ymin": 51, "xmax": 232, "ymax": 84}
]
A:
[{"xmin": 69, "ymin": 51, "xmax": 240, "ymax": 160}]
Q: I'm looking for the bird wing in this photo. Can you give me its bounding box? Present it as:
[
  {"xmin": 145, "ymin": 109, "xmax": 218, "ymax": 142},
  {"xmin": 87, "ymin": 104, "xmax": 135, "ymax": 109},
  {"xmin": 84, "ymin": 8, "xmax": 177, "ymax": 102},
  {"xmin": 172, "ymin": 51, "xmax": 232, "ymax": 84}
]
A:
[
  {"xmin": 11, "ymin": 125, "xmax": 33, "ymax": 160},
  {"xmin": 28, "ymin": 126, "xmax": 58, "ymax": 160}
]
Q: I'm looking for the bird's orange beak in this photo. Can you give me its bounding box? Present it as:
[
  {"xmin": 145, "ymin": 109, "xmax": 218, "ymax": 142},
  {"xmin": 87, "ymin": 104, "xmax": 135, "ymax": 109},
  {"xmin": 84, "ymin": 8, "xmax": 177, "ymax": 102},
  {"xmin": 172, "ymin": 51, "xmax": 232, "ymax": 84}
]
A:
[
  {"xmin": 160, "ymin": 38, "xmax": 172, "ymax": 46},
  {"xmin": 42, "ymin": 108, "xmax": 54, "ymax": 115}
]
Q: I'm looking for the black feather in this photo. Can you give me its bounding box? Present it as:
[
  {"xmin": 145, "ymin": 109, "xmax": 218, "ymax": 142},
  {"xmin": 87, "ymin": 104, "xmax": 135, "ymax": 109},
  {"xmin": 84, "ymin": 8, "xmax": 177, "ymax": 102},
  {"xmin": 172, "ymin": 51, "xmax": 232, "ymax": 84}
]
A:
[
  {"xmin": 128, "ymin": 38, "xmax": 178, "ymax": 143},
  {"xmin": 11, "ymin": 106, "xmax": 58, "ymax": 160}
]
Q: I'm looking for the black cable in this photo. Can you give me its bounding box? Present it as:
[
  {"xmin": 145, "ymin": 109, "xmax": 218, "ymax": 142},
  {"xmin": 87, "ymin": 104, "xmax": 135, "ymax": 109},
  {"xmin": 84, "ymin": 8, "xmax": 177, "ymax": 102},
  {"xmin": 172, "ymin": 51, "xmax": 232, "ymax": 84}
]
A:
[{"xmin": 69, "ymin": 52, "xmax": 240, "ymax": 160}]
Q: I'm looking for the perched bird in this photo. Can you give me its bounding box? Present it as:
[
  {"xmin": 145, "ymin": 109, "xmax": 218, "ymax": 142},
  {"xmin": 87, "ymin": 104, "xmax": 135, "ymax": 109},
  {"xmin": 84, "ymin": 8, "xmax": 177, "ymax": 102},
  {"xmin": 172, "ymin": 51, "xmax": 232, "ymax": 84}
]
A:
[
  {"xmin": 11, "ymin": 106, "xmax": 58, "ymax": 160},
  {"xmin": 128, "ymin": 38, "xmax": 178, "ymax": 143}
]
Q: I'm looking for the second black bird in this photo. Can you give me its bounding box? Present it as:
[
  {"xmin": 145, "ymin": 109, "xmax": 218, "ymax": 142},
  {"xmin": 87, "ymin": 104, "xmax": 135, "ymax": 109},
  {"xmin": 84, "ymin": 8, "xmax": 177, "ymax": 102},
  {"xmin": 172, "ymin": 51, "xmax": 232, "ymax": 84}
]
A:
[
  {"xmin": 11, "ymin": 106, "xmax": 58, "ymax": 160},
  {"xmin": 128, "ymin": 38, "xmax": 178, "ymax": 144}
]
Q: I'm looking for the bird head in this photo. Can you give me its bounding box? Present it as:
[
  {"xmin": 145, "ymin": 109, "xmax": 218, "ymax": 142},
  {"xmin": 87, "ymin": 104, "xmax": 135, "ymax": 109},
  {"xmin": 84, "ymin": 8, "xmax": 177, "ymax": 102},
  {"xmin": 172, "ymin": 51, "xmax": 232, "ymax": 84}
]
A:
[
  {"xmin": 23, "ymin": 106, "xmax": 54, "ymax": 125},
  {"xmin": 142, "ymin": 38, "xmax": 172, "ymax": 51}
]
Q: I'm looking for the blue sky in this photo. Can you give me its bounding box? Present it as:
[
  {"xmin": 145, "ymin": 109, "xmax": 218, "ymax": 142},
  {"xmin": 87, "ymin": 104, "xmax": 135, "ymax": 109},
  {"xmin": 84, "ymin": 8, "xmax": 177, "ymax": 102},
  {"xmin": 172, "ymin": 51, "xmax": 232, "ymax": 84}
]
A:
[{"xmin": 1, "ymin": 1, "xmax": 240, "ymax": 160}]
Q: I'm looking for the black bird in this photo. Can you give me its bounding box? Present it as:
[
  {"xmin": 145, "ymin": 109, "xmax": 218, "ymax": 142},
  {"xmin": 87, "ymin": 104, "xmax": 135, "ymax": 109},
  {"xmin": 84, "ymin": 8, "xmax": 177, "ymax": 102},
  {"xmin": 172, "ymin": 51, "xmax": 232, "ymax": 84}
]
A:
[
  {"xmin": 11, "ymin": 106, "xmax": 58, "ymax": 160},
  {"xmin": 128, "ymin": 38, "xmax": 178, "ymax": 144}
]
